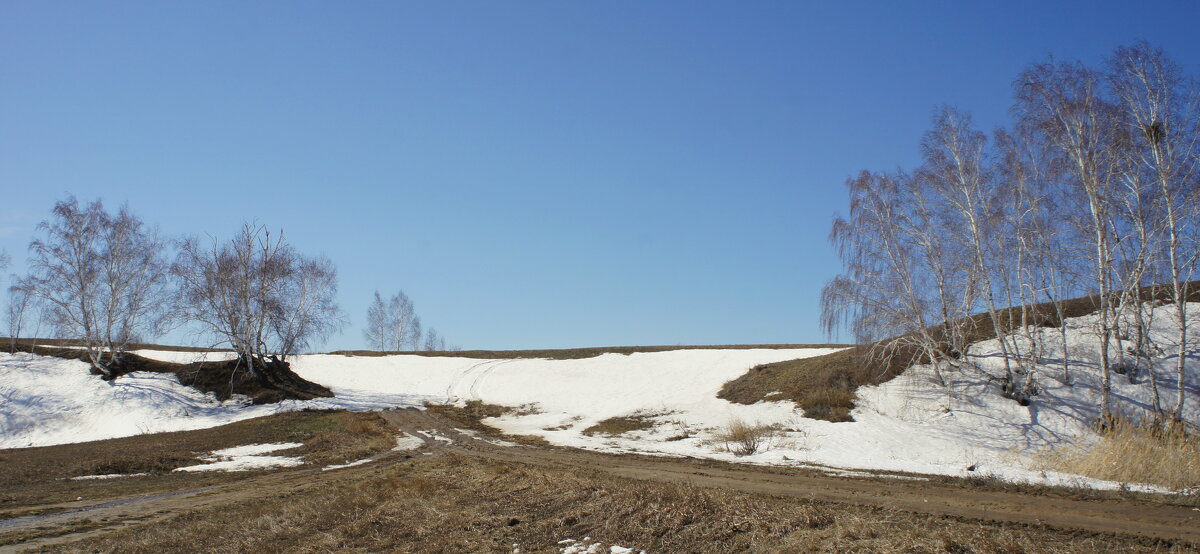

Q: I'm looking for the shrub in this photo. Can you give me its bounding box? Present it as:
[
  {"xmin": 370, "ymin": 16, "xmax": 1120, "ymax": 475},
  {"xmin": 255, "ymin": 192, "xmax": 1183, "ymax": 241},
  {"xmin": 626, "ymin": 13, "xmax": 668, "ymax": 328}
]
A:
[{"xmin": 713, "ymin": 417, "xmax": 780, "ymax": 456}]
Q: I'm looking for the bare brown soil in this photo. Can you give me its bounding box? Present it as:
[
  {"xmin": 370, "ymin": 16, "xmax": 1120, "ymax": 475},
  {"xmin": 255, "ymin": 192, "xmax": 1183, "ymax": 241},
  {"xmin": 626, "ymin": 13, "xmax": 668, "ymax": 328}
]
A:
[{"xmin": 2, "ymin": 408, "xmax": 1197, "ymax": 552}]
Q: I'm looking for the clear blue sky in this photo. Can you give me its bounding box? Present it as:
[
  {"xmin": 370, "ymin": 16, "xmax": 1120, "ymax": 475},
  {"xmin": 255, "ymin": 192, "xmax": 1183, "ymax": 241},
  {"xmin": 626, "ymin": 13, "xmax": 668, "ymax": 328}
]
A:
[{"xmin": 3, "ymin": 2, "xmax": 1199, "ymax": 350}]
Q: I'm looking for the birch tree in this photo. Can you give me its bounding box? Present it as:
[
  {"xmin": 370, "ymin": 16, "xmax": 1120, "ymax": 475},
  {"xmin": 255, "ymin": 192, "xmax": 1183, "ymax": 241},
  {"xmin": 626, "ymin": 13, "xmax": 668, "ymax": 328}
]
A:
[
  {"xmin": 173, "ymin": 223, "xmax": 344, "ymax": 379},
  {"xmin": 423, "ymin": 327, "xmax": 446, "ymax": 351},
  {"xmin": 387, "ymin": 291, "xmax": 418, "ymax": 351},
  {"xmin": 1107, "ymin": 41, "xmax": 1200, "ymax": 423},
  {"xmin": 6, "ymin": 284, "xmax": 33, "ymax": 353},
  {"xmin": 363, "ymin": 291, "xmax": 388, "ymax": 351},
  {"xmin": 22, "ymin": 198, "xmax": 171, "ymax": 376},
  {"xmin": 1015, "ymin": 61, "xmax": 1123, "ymax": 420}
]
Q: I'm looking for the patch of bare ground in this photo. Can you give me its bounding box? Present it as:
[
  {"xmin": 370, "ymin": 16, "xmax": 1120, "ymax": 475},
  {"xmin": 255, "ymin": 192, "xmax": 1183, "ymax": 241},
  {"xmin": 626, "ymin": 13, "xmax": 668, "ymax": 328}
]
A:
[
  {"xmin": 0, "ymin": 411, "xmax": 394, "ymax": 518},
  {"xmin": 581, "ymin": 411, "xmax": 672, "ymax": 437},
  {"xmin": 424, "ymin": 402, "xmax": 549, "ymax": 446},
  {"xmin": 40, "ymin": 453, "xmax": 1193, "ymax": 553}
]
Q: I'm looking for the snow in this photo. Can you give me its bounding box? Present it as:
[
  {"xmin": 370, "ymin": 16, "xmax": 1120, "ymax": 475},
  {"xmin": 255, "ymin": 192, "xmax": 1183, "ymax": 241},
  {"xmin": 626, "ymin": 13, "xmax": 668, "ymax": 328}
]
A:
[
  {"xmin": 322, "ymin": 459, "xmax": 373, "ymax": 471},
  {"xmin": 392, "ymin": 433, "xmax": 425, "ymax": 451},
  {"xmin": 415, "ymin": 429, "xmax": 454, "ymax": 445},
  {"xmin": 129, "ymin": 349, "xmax": 239, "ymax": 364},
  {"xmin": 0, "ymin": 352, "xmax": 418, "ymax": 449},
  {"xmin": 70, "ymin": 472, "xmax": 147, "ymax": 480},
  {"xmin": 457, "ymin": 428, "xmax": 519, "ymax": 447},
  {"xmin": 293, "ymin": 312, "xmax": 1199, "ymax": 492},
  {"xmin": 557, "ymin": 538, "xmax": 643, "ymax": 554},
  {"xmin": 5, "ymin": 308, "xmax": 1200, "ymax": 491},
  {"xmin": 174, "ymin": 442, "xmax": 303, "ymax": 472}
]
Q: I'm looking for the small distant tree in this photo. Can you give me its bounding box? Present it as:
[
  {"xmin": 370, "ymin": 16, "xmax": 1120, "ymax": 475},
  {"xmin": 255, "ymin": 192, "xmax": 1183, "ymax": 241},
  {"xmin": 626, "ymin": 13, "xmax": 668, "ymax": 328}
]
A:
[
  {"xmin": 363, "ymin": 290, "xmax": 420, "ymax": 351},
  {"xmin": 7, "ymin": 284, "xmax": 33, "ymax": 353},
  {"xmin": 387, "ymin": 291, "xmax": 418, "ymax": 350},
  {"xmin": 410, "ymin": 316, "xmax": 422, "ymax": 351},
  {"xmin": 363, "ymin": 291, "xmax": 388, "ymax": 351},
  {"xmin": 423, "ymin": 327, "xmax": 446, "ymax": 351},
  {"xmin": 173, "ymin": 223, "xmax": 344, "ymax": 380},
  {"xmin": 21, "ymin": 197, "xmax": 171, "ymax": 376}
]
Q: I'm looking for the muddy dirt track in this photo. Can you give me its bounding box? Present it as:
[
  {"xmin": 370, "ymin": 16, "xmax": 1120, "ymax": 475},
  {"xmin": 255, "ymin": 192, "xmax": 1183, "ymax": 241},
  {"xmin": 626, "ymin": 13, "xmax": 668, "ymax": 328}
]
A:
[{"xmin": 3, "ymin": 408, "xmax": 1198, "ymax": 552}]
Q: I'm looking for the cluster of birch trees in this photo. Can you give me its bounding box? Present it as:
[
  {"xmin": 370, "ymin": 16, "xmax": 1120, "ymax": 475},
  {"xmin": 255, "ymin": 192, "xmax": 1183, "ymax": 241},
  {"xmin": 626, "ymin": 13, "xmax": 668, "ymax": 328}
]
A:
[
  {"xmin": 821, "ymin": 42, "xmax": 1200, "ymax": 423},
  {"xmin": 6, "ymin": 197, "xmax": 346, "ymax": 381},
  {"xmin": 362, "ymin": 290, "xmax": 456, "ymax": 351}
]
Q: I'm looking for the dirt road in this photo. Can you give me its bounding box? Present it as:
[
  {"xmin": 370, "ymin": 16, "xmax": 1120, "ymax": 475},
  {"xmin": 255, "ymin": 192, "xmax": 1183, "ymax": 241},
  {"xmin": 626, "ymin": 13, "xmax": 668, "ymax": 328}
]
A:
[{"xmin": 3, "ymin": 408, "xmax": 1197, "ymax": 551}]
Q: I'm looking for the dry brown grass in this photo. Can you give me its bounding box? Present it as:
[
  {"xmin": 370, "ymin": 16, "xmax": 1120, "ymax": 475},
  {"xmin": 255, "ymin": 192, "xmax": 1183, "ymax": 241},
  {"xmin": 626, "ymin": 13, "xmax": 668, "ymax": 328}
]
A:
[
  {"xmin": 1037, "ymin": 420, "xmax": 1200, "ymax": 492},
  {"xmin": 424, "ymin": 402, "xmax": 549, "ymax": 446},
  {"xmin": 0, "ymin": 411, "xmax": 394, "ymax": 515},
  {"xmin": 711, "ymin": 417, "xmax": 781, "ymax": 456},
  {"xmin": 581, "ymin": 413, "xmax": 660, "ymax": 437},
  {"xmin": 43, "ymin": 454, "xmax": 1184, "ymax": 553},
  {"xmin": 720, "ymin": 347, "xmax": 865, "ymax": 422},
  {"xmin": 295, "ymin": 411, "xmax": 396, "ymax": 467}
]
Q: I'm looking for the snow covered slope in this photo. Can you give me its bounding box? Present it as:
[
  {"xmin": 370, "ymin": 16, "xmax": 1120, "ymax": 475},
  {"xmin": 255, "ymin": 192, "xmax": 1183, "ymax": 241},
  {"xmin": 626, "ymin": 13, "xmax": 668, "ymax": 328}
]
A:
[
  {"xmin": 0, "ymin": 352, "xmax": 415, "ymax": 449},
  {"xmin": 0, "ymin": 348, "xmax": 830, "ymax": 449},
  {"xmin": 4, "ymin": 304, "xmax": 1198, "ymax": 492}
]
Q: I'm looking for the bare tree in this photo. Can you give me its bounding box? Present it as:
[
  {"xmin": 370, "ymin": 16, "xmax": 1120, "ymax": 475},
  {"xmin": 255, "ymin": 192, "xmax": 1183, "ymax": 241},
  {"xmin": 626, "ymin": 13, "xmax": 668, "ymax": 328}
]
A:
[
  {"xmin": 821, "ymin": 170, "xmax": 953, "ymax": 378},
  {"xmin": 998, "ymin": 126, "xmax": 1082, "ymax": 384},
  {"xmin": 1016, "ymin": 60, "xmax": 1124, "ymax": 420},
  {"xmin": 274, "ymin": 256, "xmax": 342, "ymax": 358},
  {"xmin": 1107, "ymin": 41, "xmax": 1200, "ymax": 423},
  {"xmin": 824, "ymin": 42, "xmax": 1200, "ymax": 422},
  {"xmin": 7, "ymin": 284, "xmax": 34, "ymax": 353},
  {"xmin": 387, "ymin": 291, "xmax": 418, "ymax": 351},
  {"xmin": 363, "ymin": 291, "xmax": 388, "ymax": 351},
  {"xmin": 173, "ymin": 223, "xmax": 344, "ymax": 380},
  {"xmin": 423, "ymin": 327, "xmax": 446, "ymax": 351},
  {"xmin": 363, "ymin": 289, "xmax": 423, "ymax": 351},
  {"xmin": 410, "ymin": 316, "xmax": 422, "ymax": 351},
  {"xmin": 21, "ymin": 197, "xmax": 171, "ymax": 376}
]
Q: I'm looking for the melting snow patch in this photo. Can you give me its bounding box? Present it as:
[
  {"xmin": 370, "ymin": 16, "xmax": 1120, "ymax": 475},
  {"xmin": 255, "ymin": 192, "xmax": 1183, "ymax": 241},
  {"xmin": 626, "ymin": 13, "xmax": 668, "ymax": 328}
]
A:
[
  {"xmin": 558, "ymin": 538, "xmax": 643, "ymax": 554},
  {"xmin": 174, "ymin": 442, "xmax": 303, "ymax": 472},
  {"xmin": 322, "ymin": 459, "xmax": 373, "ymax": 471},
  {"xmin": 457, "ymin": 428, "xmax": 519, "ymax": 447},
  {"xmin": 393, "ymin": 433, "xmax": 425, "ymax": 451},
  {"xmin": 415, "ymin": 429, "xmax": 454, "ymax": 444},
  {"xmin": 70, "ymin": 473, "xmax": 148, "ymax": 480}
]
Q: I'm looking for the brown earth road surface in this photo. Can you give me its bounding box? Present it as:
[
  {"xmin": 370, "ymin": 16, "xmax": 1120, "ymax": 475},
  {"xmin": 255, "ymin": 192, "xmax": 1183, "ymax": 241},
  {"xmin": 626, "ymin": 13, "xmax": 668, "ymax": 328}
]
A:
[{"xmin": 3, "ymin": 407, "xmax": 1198, "ymax": 552}]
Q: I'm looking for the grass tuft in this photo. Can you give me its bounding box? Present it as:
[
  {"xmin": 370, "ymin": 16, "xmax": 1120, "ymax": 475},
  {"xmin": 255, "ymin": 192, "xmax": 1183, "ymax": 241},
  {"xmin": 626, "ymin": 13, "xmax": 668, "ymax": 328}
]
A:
[
  {"xmin": 712, "ymin": 417, "xmax": 780, "ymax": 456},
  {"xmin": 581, "ymin": 414, "xmax": 659, "ymax": 437}
]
